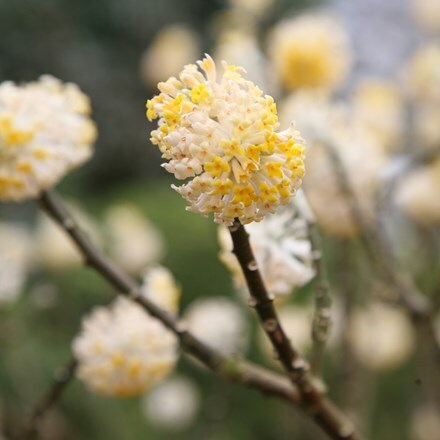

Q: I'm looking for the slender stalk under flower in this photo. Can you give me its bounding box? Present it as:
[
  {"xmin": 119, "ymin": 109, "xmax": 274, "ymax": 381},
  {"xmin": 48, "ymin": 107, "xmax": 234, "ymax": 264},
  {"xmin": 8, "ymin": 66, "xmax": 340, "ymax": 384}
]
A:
[{"xmin": 228, "ymin": 220, "xmax": 362, "ymax": 440}]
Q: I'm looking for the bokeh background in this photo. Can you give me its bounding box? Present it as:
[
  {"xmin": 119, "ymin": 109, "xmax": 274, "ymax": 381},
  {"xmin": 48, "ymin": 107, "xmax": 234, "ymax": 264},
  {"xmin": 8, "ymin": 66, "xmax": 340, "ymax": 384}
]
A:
[{"xmin": 1, "ymin": 0, "xmax": 439, "ymax": 439}]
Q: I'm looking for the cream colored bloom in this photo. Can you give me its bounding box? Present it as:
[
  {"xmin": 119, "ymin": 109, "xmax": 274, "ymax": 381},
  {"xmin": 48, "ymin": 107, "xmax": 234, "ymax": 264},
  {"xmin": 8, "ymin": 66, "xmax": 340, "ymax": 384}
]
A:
[
  {"xmin": 348, "ymin": 303, "xmax": 415, "ymax": 371},
  {"xmin": 104, "ymin": 204, "xmax": 165, "ymax": 274},
  {"xmin": 267, "ymin": 15, "xmax": 352, "ymax": 91},
  {"xmin": 73, "ymin": 267, "xmax": 179, "ymax": 397},
  {"xmin": 0, "ymin": 223, "xmax": 31, "ymax": 304},
  {"xmin": 147, "ymin": 54, "xmax": 306, "ymax": 225},
  {"xmin": 351, "ymin": 79, "xmax": 404, "ymax": 152},
  {"xmin": 140, "ymin": 25, "xmax": 201, "ymax": 89},
  {"xmin": 406, "ymin": 43, "xmax": 440, "ymax": 103},
  {"xmin": 394, "ymin": 158, "xmax": 440, "ymax": 227},
  {"xmin": 142, "ymin": 375, "xmax": 200, "ymax": 431},
  {"xmin": 0, "ymin": 76, "xmax": 96, "ymax": 201},
  {"xmin": 184, "ymin": 297, "xmax": 248, "ymax": 355},
  {"xmin": 218, "ymin": 197, "xmax": 315, "ymax": 297},
  {"xmin": 410, "ymin": 0, "xmax": 440, "ymax": 32}
]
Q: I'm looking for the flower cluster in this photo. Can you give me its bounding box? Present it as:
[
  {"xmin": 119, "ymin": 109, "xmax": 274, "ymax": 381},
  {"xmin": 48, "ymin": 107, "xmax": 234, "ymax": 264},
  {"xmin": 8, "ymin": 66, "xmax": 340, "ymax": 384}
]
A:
[
  {"xmin": 267, "ymin": 15, "xmax": 352, "ymax": 91},
  {"xmin": 0, "ymin": 76, "xmax": 96, "ymax": 201},
  {"xmin": 147, "ymin": 55, "xmax": 305, "ymax": 225},
  {"xmin": 73, "ymin": 266, "xmax": 179, "ymax": 397}
]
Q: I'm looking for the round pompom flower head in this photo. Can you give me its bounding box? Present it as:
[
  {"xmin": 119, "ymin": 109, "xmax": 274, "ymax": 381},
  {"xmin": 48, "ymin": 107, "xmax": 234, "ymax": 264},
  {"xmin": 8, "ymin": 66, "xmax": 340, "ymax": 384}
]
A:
[
  {"xmin": 72, "ymin": 266, "xmax": 180, "ymax": 397},
  {"xmin": 267, "ymin": 15, "xmax": 352, "ymax": 92},
  {"xmin": 0, "ymin": 76, "xmax": 96, "ymax": 201},
  {"xmin": 147, "ymin": 54, "xmax": 306, "ymax": 225}
]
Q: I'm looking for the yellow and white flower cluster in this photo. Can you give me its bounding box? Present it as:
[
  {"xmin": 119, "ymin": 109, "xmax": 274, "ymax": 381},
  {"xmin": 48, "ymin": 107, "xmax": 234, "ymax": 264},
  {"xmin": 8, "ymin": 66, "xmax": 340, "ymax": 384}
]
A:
[
  {"xmin": 147, "ymin": 55, "xmax": 306, "ymax": 225},
  {"xmin": 73, "ymin": 266, "xmax": 180, "ymax": 397},
  {"xmin": 267, "ymin": 15, "xmax": 352, "ymax": 91},
  {"xmin": 218, "ymin": 198, "xmax": 315, "ymax": 297},
  {"xmin": 0, "ymin": 76, "xmax": 96, "ymax": 201}
]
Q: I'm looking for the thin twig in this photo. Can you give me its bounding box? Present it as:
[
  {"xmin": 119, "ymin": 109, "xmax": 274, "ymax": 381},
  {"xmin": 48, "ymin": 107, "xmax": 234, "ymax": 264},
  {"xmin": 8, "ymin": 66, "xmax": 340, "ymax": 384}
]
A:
[
  {"xmin": 228, "ymin": 220, "xmax": 363, "ymax": 440},
  {"xmin": 27, "ymin": 189, "xmax": 299, "ymax": 436},
  {"xmin": 308, "ymin": 220, "xmax": 332, "ymax": 379},
  {"xmin": 17, "ymin": 359, "xmax": 77, "ymax": 440}
]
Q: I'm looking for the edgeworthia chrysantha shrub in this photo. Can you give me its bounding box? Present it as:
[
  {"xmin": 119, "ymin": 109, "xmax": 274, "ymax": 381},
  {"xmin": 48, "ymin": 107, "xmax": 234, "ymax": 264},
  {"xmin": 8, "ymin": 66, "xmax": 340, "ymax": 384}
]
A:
[
  {"xmin": 73, "ymin": 266, "xmax": 180, "ymax": 397},
  {"xmin": 0, "ymin": 76, "xmax": 96, "ymax": 200},
  {"xmin": 147, "ymin": 54, "xmax": 306, "ymax": 225}
]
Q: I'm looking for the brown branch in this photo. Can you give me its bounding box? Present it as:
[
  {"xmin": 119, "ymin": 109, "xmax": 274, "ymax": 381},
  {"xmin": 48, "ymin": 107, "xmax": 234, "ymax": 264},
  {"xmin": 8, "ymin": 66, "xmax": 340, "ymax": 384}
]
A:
[
  {"xmin": 228, "ymin": 220, "xmax": 363, "ymax": 440},
  {"xmin": 17, "ymin": 358, "xmax": 77, "ymax": 440},
  {"xmin": 28, "ymin": 189, "xmax": 298, "ymax": 435}
]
